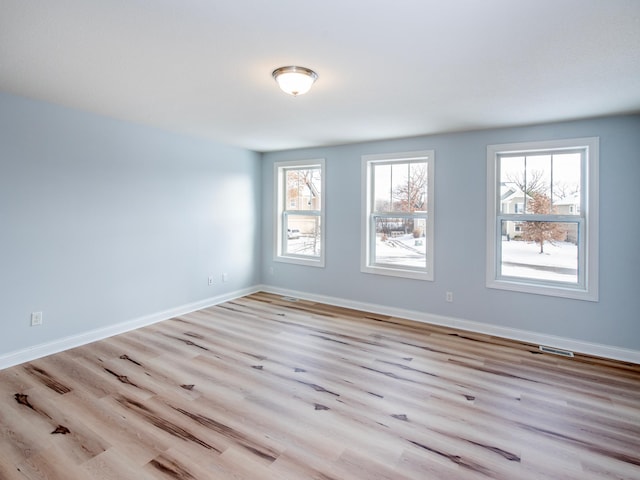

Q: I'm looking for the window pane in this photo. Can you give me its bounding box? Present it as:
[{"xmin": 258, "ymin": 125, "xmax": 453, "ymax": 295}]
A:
[
  {"xmin": 391, "ymin": 163, "xmax": 410, "ymax": 212},
  {"xmin": 551, "ymin": 153, "xmax": 581, "ymax": 214},
  {"xmin": 500, "ymin": 156, "xmax": 525, "ymax": 214},
  {"xmin": 500, "ymin": 220, "xmax": 578, "ymax": 284},
  {"xmin": 374, "ymin": 161, "xmax": 428, "ymax": 213},
  {"xmin": 373, "ymin": 164, "xmax": 391, "ymax": 212},
  {"xmin": 285, "ymin": 215, "xmax": 321, "ymax": 257},
  {"xmin": 285, "ymin": 167, "xmax": 321, "ymax": 211},
  {"xmin": 373, "ymin": 217, "xmax": 427, "ymax": 268},
  {"xmin": 500, "ymin": 154, "xmax": 558, "ymax": 214},
  {"xmin": 525, "ymin": 154, "xmax": 552, "ymax": 200},
  {"xmin": 500, "ymin": 152, "xmax": 582, "ymax": 216},
  {"xmin": 409, "ymin": 162, "xmax": 428, "ymax": 212},
  {"xmin": 500, "ymin": 156, "xmax": 525, "ymax": 183}
]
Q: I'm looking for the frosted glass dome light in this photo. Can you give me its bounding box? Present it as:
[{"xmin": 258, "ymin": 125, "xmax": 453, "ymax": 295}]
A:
[{"xmin": 272, "ymin": 66, "xmax": 318, "ymax": 96}]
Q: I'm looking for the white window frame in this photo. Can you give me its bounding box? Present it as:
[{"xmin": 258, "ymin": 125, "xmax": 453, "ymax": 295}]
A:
[
  {"xmin": 274, "ymin": 159, "xmax": 325, "ymax": 267},
  {"xmin": 361, "ymin": 150, "xmax": 435, "ymax": 281},
  {"xmin": 486, "ymin": 137, "xmax": 599, "ymax": 301}
]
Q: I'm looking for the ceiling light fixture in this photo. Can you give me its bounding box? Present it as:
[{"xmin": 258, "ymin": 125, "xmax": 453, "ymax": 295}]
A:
[{"xmin": 272, "ymin": 66, "xmax": 318, "ymax": 96}]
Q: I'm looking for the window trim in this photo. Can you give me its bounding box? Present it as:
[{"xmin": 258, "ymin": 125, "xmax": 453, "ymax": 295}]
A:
[
  {"xmin": 361, "ymin": 150, "xmax": 435, "ymax": 281},
  {"xmin": 486, "ymin": 137, "xmax": 599, "ymax": 301},
  {"xmin": 274, "ymin": 159, "xmax": 326, "ymax": 267}
]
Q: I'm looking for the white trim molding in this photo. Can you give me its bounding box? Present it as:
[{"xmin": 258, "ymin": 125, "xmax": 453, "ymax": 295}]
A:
[
  {"xmin": 274, "ymin": 158, "xmax": 326, "ymax": 268},
  {"xmin": 486, "ymin": 137, "xmax": 599, "ymax": 301},
  {"xmin": 361, "ymin": 150, "xmax": 435, "ymax": 281},
  {"xmin": 0, "ymin": 286, "xmax": 260, "ymax": 370},
  {"xmin": 260, "ymin": 285, "xmax": 640, "ymax": 365},
  {"xmin": 4, "ymin": 285, "xmax": 637, "ymax": 370}
]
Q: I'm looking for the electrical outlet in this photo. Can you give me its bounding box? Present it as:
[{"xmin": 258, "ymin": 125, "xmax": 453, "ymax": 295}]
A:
[
  {"xmin": 222, "ymin": 273, "xmax": 228, "ymax": 283},
  {"xmin": 31, "ymin": 311, "xmax": 43, "ymax": 326},
  {"xmin": 445, "ymin": 291, "xmax": 453, "ymax": 303},
  {"xmin": 208, "ymin": 276, "xmax": 214, "ymax": 286}
]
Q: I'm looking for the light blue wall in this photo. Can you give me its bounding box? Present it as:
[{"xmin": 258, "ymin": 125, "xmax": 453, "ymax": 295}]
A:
[
  {"xmin": 261, "ymin": 115, "xmax": 640, "ymax": 351},
  {"xmin": 1, "ymin": 90, "xmax": 638, "ymax": 359},
  {"xmin": 0, "ymin": 93, "xmax": 261, "ymax": 355}
]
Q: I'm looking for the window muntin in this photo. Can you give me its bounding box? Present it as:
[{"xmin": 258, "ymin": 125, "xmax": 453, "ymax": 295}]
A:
[
  {"xmin": 275, "ymin": 159, "xmax": 325, "ymax": 267},
  {"xmin": 362, "ymin": 151, "xmax": 434, "ymax": 280},
  {"xmin": 487, "ymin": 138, "xmax": 598, "ymax": 300}
]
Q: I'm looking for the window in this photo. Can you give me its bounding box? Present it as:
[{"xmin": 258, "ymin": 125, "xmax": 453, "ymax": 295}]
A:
[
  {"xmin": 275, "ymin": 159, "xmax": 325, "ymax": 267},
  {"xmin": 486, "ymin": 137, "xmax": 599, "ymax": 301},
  {"xmin": 361, "ymin": 150, "xmax": 434, "ymax": 280}
]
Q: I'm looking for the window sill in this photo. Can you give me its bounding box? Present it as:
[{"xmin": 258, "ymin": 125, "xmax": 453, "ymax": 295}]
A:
[
  {"xmin": 361, "ymin": 265, "xmax": 433, "ymax": 281},
  {"xmin": 487, "ymin": 277, "xmax": 598, "ymax": 302},
  {"xmin": 275, "ymin": 255, "xmax": 325, "ymax": 268}
]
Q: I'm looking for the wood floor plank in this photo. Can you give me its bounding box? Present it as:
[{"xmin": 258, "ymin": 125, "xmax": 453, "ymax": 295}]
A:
[
  {"xmin": 1, "ymin": 292, "xmax": 639, "ymax": 479},
  {"xmin": 80, "ymin": 447, "xmax": 160, "ymax": 480}
]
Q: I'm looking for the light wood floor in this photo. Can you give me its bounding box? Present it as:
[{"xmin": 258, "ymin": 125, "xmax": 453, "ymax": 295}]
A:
[{"xmin": 1, "ymin": 292, "xmax": 639, "ymax": 479}]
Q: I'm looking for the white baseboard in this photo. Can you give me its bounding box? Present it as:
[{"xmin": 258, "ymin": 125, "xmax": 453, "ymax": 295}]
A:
[
  {"xmin": 3, "ymin": 284, "xmax": 638, "ymax": 369},
  {"xmin": 0, "ymin": 286, "xmax": 261, "ymax": 370},
  {"xmin": 259, "ymin": 285, "xmax": 640, "ymax": 365}
]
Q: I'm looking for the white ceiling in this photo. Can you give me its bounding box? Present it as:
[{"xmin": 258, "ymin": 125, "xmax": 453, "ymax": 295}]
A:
[{"xmin": 1, "ymin": 0, "xmax": 639, "ymax": 152}]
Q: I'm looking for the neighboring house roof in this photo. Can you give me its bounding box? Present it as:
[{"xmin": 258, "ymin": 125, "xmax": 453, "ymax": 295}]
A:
[{"xmin": 500, "ymin": 182, "xmax": 527, "ymax": 203}]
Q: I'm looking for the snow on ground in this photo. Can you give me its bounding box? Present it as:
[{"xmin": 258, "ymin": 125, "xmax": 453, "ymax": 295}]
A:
[
  {"xmin": 287, "ymin": 236, "xmax": 321, "ymax": 256},
  {"xmin": 501, "ymin": 240, "xmax": 577, "ymax": 283},
  {"xmin": 375, "ymin": 234, "xmax": 426, "ymax": 268},
  {"xmin": 291, "ymin": 233, "xmax": 578, "ymax": 284},
  {"xmin": 502, "ymin": 240, "xmax": 577, "ymax": 268},
  {"xmin": 374, "ymin": 235, "xmax": 578, "ymax": 284}
]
